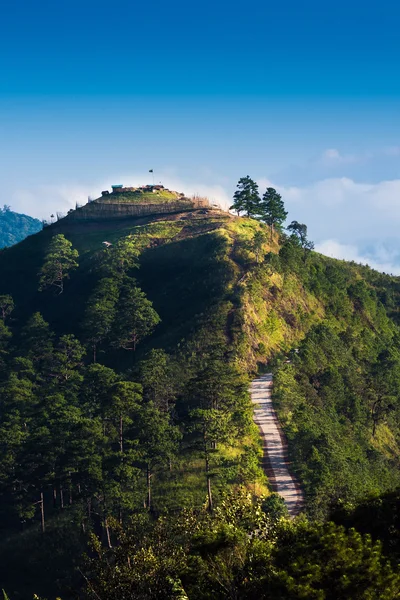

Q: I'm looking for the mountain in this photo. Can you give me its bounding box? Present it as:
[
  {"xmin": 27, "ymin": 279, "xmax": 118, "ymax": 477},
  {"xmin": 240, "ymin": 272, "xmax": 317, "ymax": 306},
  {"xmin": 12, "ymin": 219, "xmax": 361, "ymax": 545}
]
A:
[
  {"xmin": 0, "ymin": 205, "xmax": 42, "ymax": 248},
  {"xmin": 1, "ymin": 186, "xmax": 400, "ymax": 598}
]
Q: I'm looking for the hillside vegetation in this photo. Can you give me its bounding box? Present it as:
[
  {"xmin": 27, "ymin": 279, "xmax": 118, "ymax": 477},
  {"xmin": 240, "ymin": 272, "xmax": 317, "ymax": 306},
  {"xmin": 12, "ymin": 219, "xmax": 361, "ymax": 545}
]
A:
[
  {"xmin": 98, "ymin": 188, "xmax": 184, "ymax": 204},
  {"xmin": 0, "ymin": 205, "xmax": 42, "ymax": 248},
  {"xmin": 1, "ymin": 182, "xmax": 400, "ymax": 598}
]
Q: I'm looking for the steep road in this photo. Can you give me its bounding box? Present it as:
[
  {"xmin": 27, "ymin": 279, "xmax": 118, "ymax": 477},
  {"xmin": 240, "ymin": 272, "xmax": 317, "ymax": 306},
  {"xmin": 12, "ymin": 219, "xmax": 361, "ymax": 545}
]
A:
[{"xmin": 251, "ymin": 374, "xmax": 304, "ymax": 516}]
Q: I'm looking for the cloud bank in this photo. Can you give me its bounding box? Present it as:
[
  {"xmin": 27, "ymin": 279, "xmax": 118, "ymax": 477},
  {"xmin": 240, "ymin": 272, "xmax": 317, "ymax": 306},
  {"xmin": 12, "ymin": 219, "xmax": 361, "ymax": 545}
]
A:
[
  {"xmin": 258, "ymin": 176, "xmax": 400, "ymax": 274},
  {"xmin": 9, "ymin": 173, "xmax": 231, "ymax": 221},
  {"xmin": 7, "ymin": 169, "xmax": 400, "ymax": 275}
]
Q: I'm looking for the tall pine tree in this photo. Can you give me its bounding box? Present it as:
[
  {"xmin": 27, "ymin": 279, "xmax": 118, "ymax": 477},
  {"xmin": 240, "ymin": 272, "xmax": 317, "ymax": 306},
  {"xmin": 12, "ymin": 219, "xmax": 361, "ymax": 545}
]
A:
[
  {"xmin": 260, "ymin": 187, "xmax": 287, "ymax": 240},
  {"xmin": 230, "ymin": 176, "xmax": 261, "ymax": 217}
]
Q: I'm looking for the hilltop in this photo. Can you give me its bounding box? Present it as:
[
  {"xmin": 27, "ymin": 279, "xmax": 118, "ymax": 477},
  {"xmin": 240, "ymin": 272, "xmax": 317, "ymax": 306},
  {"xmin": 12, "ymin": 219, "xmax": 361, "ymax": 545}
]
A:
[
  {"xmin": 0, "ymin": 205, "xmax": 42, "ymax": 248},
  {"xmin": 59, "ymin": 184, "xmax": 215, "ymax": 223},
  {"xmin": 1, "ymin": 187, "xmax": 400, "ymax": 596}
]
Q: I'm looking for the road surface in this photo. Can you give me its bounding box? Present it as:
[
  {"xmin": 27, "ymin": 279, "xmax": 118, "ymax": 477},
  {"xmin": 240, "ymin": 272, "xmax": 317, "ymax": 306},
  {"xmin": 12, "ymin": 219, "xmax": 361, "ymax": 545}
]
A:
[{"xmin": 251, "ymin": 373, "xmax": 304, "ymax": 516}]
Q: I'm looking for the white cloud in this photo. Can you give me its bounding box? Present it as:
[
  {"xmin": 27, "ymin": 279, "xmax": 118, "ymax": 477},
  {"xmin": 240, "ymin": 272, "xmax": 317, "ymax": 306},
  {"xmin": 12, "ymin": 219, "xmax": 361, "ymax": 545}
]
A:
[
  {"xmin": 258, "ymin": 176, "xmax": 400, "ymax": 274},
  {"xmin": 315, "ymin": 240, "xmax": 400, "ymax": 275},
  {"xmin": 323, "ymin": 148, "xmax": 341, "ymax": 160},
  {"xmin": 9, "ymin": 173, "xmax": 231, "ymax": 220},
  {"xmin": 258, "ymin": 176, "xmax": 400, "ymax": 240},
  {"xmin": 319, "ymin": 148, "xmax": 367, "ymax": 166}
]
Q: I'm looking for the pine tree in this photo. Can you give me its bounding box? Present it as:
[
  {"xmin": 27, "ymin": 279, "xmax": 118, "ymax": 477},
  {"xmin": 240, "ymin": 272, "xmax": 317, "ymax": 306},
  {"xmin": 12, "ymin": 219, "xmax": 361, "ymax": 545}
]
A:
[
  {"xmin": 38, "ymin": 234, "xmax": 79, "ymax": 294},
  {"xmin": 230, "ymin": 176, "xmax": 261, "ymax": 217},
  {"xmin": 139, "ymin": 349, "xmax": 176, "ymax": 411},
  {"xmin": 112, "ymin": 280, "xmax": 160, "ymax": 351},
  {"xmin": 20, "ymin": 312, "xmax": 54, "ymax": 365},
  {"xmin": 134, "ymin": 403, "xmax": 181, "ymax": 511},
  {"xmin": 0, "ymin": 320, "xmax": 11, "ymax": 369},
  {"xmin": 252, "ymin": 229, "xmax": 268, "ymax": 263},
  {"xmin": 260, "ymin": 187, "xmax": 287, "ymax": 240},
  {"xmin": 0, "ymin": 295, "xmax": 14, "ymax": 322},
  {"xmin": 287, "ymin": 220, "xmax": 315, "ymax": 262},
  {"xmin": 83, "ymin": 277, "xmax": 120, "ymax": 362}
]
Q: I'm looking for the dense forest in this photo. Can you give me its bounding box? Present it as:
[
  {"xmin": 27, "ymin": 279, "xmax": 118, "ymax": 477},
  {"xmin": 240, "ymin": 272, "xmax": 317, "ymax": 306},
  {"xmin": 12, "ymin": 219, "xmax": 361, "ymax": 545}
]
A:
[
  {"xmin": 1, "ymin": 180, "xmax": 400, "ymax": 598},
  {"xmin": 0, "ymin": 205, "xmax": 42, "ymax": 248}
]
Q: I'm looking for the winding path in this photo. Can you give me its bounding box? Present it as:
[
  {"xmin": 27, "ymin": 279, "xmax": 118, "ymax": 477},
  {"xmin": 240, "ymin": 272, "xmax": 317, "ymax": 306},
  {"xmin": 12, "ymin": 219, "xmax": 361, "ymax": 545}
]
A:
[{"xmin": 251, "ymin": 374, "xmax": 304, "ymax": 516}]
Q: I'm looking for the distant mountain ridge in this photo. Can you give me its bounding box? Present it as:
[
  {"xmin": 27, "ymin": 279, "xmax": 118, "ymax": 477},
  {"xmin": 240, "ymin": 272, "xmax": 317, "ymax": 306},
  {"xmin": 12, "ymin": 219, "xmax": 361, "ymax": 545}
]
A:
[{"xmin": 0, "ymin": 205, "xmax": 42, "ymax": 248}]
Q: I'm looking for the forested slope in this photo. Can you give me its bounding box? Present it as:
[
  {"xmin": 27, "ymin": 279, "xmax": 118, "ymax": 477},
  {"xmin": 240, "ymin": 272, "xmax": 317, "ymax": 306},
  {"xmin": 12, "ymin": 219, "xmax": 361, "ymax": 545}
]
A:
[
  {"xmin": 1, "ymin": 205, "xmax": 400, "ymax": 597},
  {"xmin": 0, "ymin": 205, "xmax": 42, "ymax": 248}
]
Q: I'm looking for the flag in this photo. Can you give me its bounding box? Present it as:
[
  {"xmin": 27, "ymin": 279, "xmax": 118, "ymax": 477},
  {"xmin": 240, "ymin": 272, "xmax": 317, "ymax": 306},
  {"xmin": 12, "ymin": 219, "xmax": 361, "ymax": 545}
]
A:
[{"xmin": 149, "ymin": 169, "xmax": 153, "ymax": 173}]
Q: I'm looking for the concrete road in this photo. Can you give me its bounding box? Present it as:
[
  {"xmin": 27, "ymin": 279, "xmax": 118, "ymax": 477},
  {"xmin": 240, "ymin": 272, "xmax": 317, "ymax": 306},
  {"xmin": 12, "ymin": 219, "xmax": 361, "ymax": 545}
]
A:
[{"xmin": 251, "ymin": 373, "xmax": 304, "ymax": 516}]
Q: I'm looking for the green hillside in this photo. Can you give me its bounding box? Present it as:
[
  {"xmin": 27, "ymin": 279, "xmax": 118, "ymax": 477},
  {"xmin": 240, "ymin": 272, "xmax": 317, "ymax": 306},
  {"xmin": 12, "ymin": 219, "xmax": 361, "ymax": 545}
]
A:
[
  {"xmin": 1, "ymin": 199, "xmax": 400, "ymax": 597},
  {"xmin": 0, "ymin": 205, "xmax": 42, "ymax": 248}
]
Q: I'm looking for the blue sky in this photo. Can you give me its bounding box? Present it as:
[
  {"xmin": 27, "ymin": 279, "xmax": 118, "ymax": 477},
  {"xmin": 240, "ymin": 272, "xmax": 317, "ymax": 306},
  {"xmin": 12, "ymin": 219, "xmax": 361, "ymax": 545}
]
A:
[{"xmin": 1, "ymin": 0, "xmax": 400, "ymax": 272}]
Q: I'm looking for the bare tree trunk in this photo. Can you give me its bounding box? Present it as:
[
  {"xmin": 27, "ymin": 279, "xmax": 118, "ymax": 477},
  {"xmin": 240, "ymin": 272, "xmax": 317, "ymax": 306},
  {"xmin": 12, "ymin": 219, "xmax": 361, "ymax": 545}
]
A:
[
  {"xmin": 105, "ymin": 517, "xmax": 112, "ymax": 549},
  {"xmin": 119, "ymin": 415, "xmax": 123, "ymax": 454},
  {"xmin": 87, "ymin": 497, "xmax": 92, "ymax": 520},
  {"xmin": 60, "ymin": 484, "xmax": 64, "ymax": 509},
  {"xmin": 40, "ymin": 491, "xmax": 45, "ymax": 533},
  {"xmin": 372, "ymin": 415, "xmax": 378, "ymax": 437},
  {"xmin": 147, "ymin": 464, "xmax": 152, "ymax": 511},
  {"xmin": 372, "ymin": 399, "xmax": 381, "ymax": 438},
  {"xmin": 205, "ymin": 453, "xmax": 213, "ymax": 512},
  {"xmin": 53, "ymin": 487, "xmax": 57, "ymax": 509},
  {"xmin": 68, "ymin": 472, "xmax": 73, "ymax": 505}
]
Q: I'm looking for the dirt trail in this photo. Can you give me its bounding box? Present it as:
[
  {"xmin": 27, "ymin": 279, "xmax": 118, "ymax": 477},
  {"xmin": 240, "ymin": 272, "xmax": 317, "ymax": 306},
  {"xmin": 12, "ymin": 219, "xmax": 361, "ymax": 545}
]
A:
[{"xmin": 251, "ymin": 373, "xmax": 304, "ymax": 516}]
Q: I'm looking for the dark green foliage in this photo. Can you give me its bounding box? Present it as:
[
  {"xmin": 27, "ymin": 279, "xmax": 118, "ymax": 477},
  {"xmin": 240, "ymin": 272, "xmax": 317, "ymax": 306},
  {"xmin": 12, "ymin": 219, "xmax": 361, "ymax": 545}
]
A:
[
  {"xmin": 331, "ymin": 487, "xmax": 400, "ymax": 564},
  {"xmin": 287, "ymin": 220, "xmax": 315, "ymax": 261},
  {"xmin": 260, "ymin": 187, "xmax": 288, "ymax": 239},
  {"xmin": 252, "ymin": 229, "xmax": 268, "ymax": 263},
  {"xmin": 0, "ymin": 295, "xmax": 14, "ymax": 321},
  {"xmin": 0, "ymin": 212, "xmax": 265, "ymax": 597},
  {"xmin": 138, "ymin": 348, "xmax": 177, "ymax": 410},
  {"xmin": 3, "ymin": 197, "xmax": 400, "ymax": 598},
  {"xmin": 83, "ymin": 277, "xmax": 120, "ymax": 361},
  {"xmin": 83, "ymin": 490, "xmax": 400, "ymax": 600},
  {"xmin": 0, "ymin": 205, "xmax": 42, "ymax": 249},
  {"xmin": 230, "ymin": 176, "xmax": 261, "ymax": 217},
  {"xmin": 0, "ymin": 320, "xmax": 11, "ymax": 368},
  {"xmin": 112, "ymin": 279, "xmax": 161, "ymax": 351},
  {"xmin": 38, "ymin": 234, "xmax": 79, "ymax": 294},
  {"xmin": 270, "ymin": 247, "xmax": 400, "ymax": 518}
]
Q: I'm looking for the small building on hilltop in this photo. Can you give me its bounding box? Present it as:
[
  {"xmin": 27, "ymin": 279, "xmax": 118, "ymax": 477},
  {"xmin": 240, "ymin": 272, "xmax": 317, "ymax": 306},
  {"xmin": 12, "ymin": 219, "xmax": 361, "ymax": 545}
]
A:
[{"xmin": 67, "ymin": 184, "xmax": 217, "ymax": 222}]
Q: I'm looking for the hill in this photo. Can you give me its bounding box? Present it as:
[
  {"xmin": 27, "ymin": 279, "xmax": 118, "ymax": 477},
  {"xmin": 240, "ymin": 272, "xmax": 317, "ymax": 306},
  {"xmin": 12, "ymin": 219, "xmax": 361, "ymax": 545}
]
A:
[
  {"xmin": 0, "ymin": 205, "xmax": 42, "ymax": 248},
  {"xmin": 1, "ymin": 190, "xmax": 400, "ymax": 597}
]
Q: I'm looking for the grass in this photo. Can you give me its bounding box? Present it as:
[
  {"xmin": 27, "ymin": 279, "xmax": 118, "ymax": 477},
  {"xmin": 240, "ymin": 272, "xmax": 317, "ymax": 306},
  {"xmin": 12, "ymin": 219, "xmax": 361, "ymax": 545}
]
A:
[{"xmin": 98, "ymin": 189, "xmax": 183, "ymax": 204}]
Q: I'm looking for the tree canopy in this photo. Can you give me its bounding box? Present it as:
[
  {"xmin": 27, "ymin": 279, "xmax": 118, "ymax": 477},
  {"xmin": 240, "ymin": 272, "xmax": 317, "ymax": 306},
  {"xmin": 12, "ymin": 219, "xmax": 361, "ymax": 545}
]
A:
[
  {"xmin": 38, "ymin": 234, "xmax": 79, "ymax": 294},
  {"xmin": 260, "ymin": 187, "xmax": 288, "ymax": 238},
  {"xmin": 230, "ymin": 176, "xmax": 261, "ymax": 217}
]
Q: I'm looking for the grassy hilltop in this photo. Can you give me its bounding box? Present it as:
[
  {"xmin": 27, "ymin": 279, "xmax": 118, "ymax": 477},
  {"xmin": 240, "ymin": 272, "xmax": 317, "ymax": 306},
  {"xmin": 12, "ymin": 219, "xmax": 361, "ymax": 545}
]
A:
[
  {"xmin": 1, "ymin": 194, "xmax": 400, "ymax": 597},
  {"xmin": 97, "ymin": 187, "xmax": 184, "ymax": 204}
]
